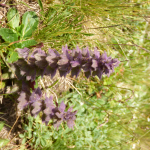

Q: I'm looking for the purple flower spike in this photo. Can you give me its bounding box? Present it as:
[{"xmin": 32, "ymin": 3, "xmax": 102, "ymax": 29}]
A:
[
  {"xmin": 13, "ymin": 45, "xmax": 120, "ymax": 81},
  {"xmin": 17, "ymin": 86, "xmax": 78, "ymax": 129}
]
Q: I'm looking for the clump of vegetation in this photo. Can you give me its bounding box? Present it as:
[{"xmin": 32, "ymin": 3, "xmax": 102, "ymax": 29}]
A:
[{"xmin": 0, "ymin": 0, "xmax": 150, "ymax": 149}]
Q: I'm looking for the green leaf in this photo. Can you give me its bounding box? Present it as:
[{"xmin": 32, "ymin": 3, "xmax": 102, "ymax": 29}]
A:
[
  {"xmin": 21, "ymin": 11, "xmax": 39, "ymax": 39},
  {"xmin": 19, "ymin": 134, "xmax": 25, "ymax": 138},
  {"xmin": 48, "ymin": 79, "xmax": 59, "ymax": 88},
  {"xmin": 0, "ymin": 59, "xmax": 5, "ymax": 69},
  {"xmin": 19, "ymin": 145, "xmax": 27, "ymax": 150},
  {"xmin": 1, "ymin": 73, "xmax": 9, "ymax": 80},
  {"xmin": 29, "ymin": 121, "xmax": 33, "ymax": 129},
  {"xmin": 14, "ymin": 39, "xmax": 37, "ymax": 48},
  {"xmin": 28, "ymin": 131, "xmax": 32, "ymax": 139},
  {"xmin": 40, "ymin": 138, "xmax": 46, "ymax": 147},
  {"xmin": 7, "ymin": 51, "xmax": 18, "ymax": 63},
  {"xmin": 41, "ymin": 133, "xmax": 51, "ymax": 140},
  {"xmin": 0, "ymin": 122, "xmax": 5, "ymax": 131},
  {"xmin": 82, "ymin": 33, "xmax": 94, "ymax": 36},
  {"xmin": 16, "ymin": 24, "xmax": 24, "ymax": 36},
  {"xmin": 22, "ymin": 138, "xmax": 26, "ymax": 144},
  {"xmin": 35, "ymin": 138, "xmax": 40, "ymax": 147},
  {"xmin": 0, "ymin": 43, "xmax": 9, "ymax": 49},
  {"xmin": 7, "ymin": 8, "xmax": 20, "ymax": 29},
  {"xmin": 0, "ymin": 138, "xmax": 9, "ymax": 148},
  {"xmin": 38, "ymin": 0, "xmax": 43, "ymax": 11},
  {"xmin": 34, "ymin": 77, "xmax": 39, "ymax": 89},
  {"xmin": 0, "ymin": 28, "xmax": 18, "ymax": 42},
  {"xmin": 0, "ymin": 82, "xmax": 5, "ymax": 90}
]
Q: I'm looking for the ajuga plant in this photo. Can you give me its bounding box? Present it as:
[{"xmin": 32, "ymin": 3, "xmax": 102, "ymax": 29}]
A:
[
  {"xmin": 17, "ymin": 83, "xmax": 77, "ymax": 129},
  {"xmin": 13, "ymin": 45, "xmax": 120, "ymax": 129},
  {"xmin": 12, "ymin": 45, "xmax": 120, "ymax": 81}
]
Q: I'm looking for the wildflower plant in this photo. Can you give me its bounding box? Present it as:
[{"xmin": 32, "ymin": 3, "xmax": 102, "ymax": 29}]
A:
[{"xmin": 14, "ymin": 45, "xmax": 120, "ymax": 130}]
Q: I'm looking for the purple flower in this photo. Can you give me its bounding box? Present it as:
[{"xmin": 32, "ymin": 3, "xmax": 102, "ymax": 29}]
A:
[
  {"xmin": 15, "ymin": 58, "xmax": 38, "ymax": 81},
  {"xmin": 17, "ymin": 82, "xmax": 31, "ymax": 110},
  {"xmin": 29, "ymin": 87, "xmax": 42, "ymax": 103},
  {"xmin": 58, "ymin": 45, "xmax": 73, "ymax": 77},
  {"xmin": 64, "ymin": 107, "xmax": 77, "ymax": 129},
  {"xmin": 92, "ymin": 50, "xmax": 120, "ymax": 79},
  {"xmin": 31, "ymin": 99, "xmax": 42, "ymax": 117},
  {"xmin": 54, "ymin": 101, "xmax": 77, "ymax": 130},
  {"xmin": 53, "ymin": 101, "xmax": 66, "ymax": 129},
  {"xmin": 70, "ymin": 46, "xmax": 82, "ymax": 77},
  {"xmin": 19, "ymin": 87, "xmax": 42, "ymax": 117},
  {"xmin": 92, "ymin": 49, "xmax": 103, "ymax": 79},
  {"xmin": 42, "ymin": 96, "xmax": 56, "ymax": 125},
  {"xmin": 81, "ymin": 47, "xmax": 93, "ymax": 78},
  {"xmin": 17, "ymin": 91, "xmax": 30, "ymax": 110},
  {"xmin": 45, "ymin": 49, "xmax": 60, "ymax": 78},
  {"xmin": 34, "ymin": 51, "xmax": 47, "ymax": 70}
]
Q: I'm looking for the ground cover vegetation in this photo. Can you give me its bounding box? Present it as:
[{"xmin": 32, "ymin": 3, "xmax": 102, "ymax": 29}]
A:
[{"xmin": 0, "ymin": 0, "xmax": 150, "ymax": 149}]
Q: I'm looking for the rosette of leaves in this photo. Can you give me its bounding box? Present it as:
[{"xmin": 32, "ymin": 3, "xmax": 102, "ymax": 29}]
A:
[
  {"xmin": 0, "ymin": 7, "xmax": 40, "ymax": 72},
  {"xmin": 0, "ymin": 8, "xmax": 39, "ymax": 48},
  {"xmin": 17, "ymin": 87, "xmax": 77, "ymax": 129}
]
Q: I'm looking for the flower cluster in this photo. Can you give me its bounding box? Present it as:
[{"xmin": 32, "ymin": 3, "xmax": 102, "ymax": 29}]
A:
[
  {"xmin": 17, "ymin": 85, "xmax": 77, "ymax": 129},
  {"xmin": 13, "ymin": 45, "xmax": 120, "ymax": 81}
]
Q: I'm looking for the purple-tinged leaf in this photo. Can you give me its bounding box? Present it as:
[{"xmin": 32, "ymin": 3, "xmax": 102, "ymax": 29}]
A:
[
  {"xmin": 70, "ymin": 61, "xmax": 80, "ymax": 68},
  {"xmin": 29, "ymin": 87, "xmax": 42, "ymax": 103},
  {"xmin": 58, "ymin": 101, "xmax": 66, "ymax": 113},
  {"xmin": 53, "ymin": 119, "xmax": 62, "ymax": 130},
  {"xmin": 31, "ymin": 99, "xmax": 42, "ymax": 117},
  {"xmin": 71, "ymin": 67, "xmax": 81, "ymax": 78},
  {"xmin": 17, "ymin": 47, "xmax": 30, "ymax": 59},
  {"xmin": 17, "ymin": 91, "xmax": 30, "ymax": 110},
  {"xmin": 67, "ymin": 120, "xmax": 75, "ymax": 129}
]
